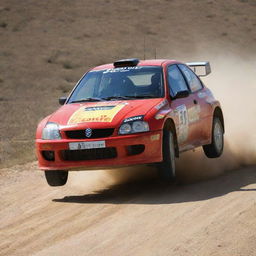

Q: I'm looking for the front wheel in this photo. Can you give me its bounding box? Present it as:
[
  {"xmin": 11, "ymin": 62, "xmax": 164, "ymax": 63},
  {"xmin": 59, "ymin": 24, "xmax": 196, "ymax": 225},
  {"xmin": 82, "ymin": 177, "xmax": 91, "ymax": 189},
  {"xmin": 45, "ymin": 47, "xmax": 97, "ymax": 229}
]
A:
[
  {"xmin": 203, "ymin": 117, "xmax": 224, "ymax": 158},
  {"xmin": 159, "ymin": 129, "xmax": 176, "ymax": 180},
  {"xmin": 44, "ymin": 170, "xmax": 68, "ymax": 186}
]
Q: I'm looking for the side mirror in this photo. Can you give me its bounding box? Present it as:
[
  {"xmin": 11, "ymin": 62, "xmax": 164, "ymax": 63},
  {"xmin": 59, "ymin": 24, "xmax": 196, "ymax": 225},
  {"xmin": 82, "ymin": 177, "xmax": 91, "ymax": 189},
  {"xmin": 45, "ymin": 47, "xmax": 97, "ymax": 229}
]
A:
[
  {"xmin": 59, "ymin": 96, "xmax": 67, "ymax": 105},
  {"xmin": 173, "ymin": 90, "xmax": 189, "ymax": 99}
]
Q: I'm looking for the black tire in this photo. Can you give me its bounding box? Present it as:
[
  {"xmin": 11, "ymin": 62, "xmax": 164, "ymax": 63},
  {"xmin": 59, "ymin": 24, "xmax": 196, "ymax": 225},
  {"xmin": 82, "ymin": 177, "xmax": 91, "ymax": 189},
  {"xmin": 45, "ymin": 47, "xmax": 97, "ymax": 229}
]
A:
[
  {"xmin": 159, "ymin": 129, "xmax": 176, "ymax": 180},
  {"xmin": 44, "ymin": 170, "xmax": 68, "ymax": 186},
  {"xmin": 203, "ymin": 117, "xmax": 224, "ymax": 158}
]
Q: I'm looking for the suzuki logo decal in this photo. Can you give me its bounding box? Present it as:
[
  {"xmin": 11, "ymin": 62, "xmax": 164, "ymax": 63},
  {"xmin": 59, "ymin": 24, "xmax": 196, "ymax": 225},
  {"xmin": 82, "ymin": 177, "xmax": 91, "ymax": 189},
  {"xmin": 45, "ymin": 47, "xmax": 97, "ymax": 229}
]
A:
[{"xmin": 85, "ymin": 128, "xmax": 92, "ymax": 138}]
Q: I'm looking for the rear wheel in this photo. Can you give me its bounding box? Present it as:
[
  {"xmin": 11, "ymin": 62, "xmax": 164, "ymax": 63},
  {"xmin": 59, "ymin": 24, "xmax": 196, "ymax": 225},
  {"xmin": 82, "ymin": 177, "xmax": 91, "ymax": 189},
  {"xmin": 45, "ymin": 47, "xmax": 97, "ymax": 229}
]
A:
[
  {"xmin": 159, "ymin": 129, "xmax": 176, "ymax": 180},
  {"xmin": 44, "ymin": 170, "xmax": 68, "ymax": 186},
  {"xmin": 203, "ymin": 117, "xmax": 224, "ymax": 158}
]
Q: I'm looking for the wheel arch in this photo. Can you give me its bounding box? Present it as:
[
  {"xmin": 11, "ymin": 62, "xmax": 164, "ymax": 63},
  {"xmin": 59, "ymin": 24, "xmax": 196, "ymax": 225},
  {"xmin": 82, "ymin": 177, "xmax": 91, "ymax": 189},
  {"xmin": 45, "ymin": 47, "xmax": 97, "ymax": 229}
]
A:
[{"xmin": 163, "ymin": 118, "xmax": 179, "ymax": 157}]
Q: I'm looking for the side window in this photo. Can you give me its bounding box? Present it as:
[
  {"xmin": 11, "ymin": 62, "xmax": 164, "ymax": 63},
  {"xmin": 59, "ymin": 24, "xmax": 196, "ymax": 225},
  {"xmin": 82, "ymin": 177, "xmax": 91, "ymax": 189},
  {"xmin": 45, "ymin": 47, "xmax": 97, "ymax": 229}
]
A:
[
  {"xmin": 178, "ymin": 64, "xmax": 203, "ymax": 92},
  {"xmin": 167, "ymin": 65, "xmax": 188, "ymax": 97}
]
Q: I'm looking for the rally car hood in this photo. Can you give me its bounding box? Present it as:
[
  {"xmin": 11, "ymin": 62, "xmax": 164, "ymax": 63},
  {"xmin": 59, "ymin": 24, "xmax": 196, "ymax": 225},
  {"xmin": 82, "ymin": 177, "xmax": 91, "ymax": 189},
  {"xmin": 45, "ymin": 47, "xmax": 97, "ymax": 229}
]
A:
[{"xmin": 48, "ymin": 98, "xmax": 164, "ymax": 128}]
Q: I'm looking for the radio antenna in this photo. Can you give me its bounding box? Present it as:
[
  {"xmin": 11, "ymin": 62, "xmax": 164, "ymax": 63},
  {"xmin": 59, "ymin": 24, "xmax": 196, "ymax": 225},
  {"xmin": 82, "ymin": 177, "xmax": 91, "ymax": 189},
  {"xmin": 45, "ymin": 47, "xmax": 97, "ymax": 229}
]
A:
[
  {"xmin": 143, "ymin": 36, "xmax": 146, "ymax": 60},
  {"xmin": 142, "ymin": 7, "xmax": 146, "ymax": 60},
  {"xmin": 154, "ymin": 48, "xmax": 157, "ymax": 59}
]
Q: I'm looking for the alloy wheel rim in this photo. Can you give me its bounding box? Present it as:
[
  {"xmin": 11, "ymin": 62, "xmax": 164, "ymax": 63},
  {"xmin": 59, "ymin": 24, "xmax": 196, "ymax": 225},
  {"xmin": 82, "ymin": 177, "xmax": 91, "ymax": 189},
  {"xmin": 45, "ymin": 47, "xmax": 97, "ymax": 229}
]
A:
[{"xmin": 214, "ymin": 121, "xmax": 223, "ymax": 151}]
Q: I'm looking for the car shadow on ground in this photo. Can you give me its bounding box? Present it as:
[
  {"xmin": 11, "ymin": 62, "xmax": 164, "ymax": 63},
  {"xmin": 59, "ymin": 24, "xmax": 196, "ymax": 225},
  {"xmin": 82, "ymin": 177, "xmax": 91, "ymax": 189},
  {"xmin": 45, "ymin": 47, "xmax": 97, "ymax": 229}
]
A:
[{"xmin": 53, "ymin": 165, "xmax": 256, "ymax": 205}]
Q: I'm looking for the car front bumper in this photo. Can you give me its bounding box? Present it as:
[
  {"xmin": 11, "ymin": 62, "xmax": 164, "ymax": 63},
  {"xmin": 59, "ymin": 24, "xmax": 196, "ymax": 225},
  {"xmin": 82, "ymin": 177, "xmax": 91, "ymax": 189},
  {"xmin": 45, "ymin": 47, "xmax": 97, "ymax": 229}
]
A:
[{"xmin": 36, "ymin": 130, "xmax": 163, "ymax": 171}]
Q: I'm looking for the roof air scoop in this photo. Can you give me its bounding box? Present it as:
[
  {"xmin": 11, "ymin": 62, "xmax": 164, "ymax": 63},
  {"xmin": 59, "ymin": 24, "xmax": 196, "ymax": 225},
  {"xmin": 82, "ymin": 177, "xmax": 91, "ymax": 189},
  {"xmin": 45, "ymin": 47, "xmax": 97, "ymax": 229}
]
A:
[{"xmin": 114, "ymin": 58, "xmax": 140, "ymax": 68}]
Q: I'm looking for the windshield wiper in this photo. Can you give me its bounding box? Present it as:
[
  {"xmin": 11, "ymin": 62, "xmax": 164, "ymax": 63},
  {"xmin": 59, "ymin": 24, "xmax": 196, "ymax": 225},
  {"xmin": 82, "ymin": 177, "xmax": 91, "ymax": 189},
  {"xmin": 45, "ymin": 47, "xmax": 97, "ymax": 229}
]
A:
[
  {"xmin": 102, "ymin": 96, "xmax": 131, "ymax": 101},
  {"xmin": 102, "ymin": 95, "xmax": 158, "ymax": 101},
  {"xmin": 71, "ymin": 95, "xmax": 158, "ymax": 103},
  {"xmin": 70, "ymin": 97, "xmax": 103, "ymax": 103},
  {"xmin": 125, "ymin": 95, "xmax": 157, "ymax": 99}
]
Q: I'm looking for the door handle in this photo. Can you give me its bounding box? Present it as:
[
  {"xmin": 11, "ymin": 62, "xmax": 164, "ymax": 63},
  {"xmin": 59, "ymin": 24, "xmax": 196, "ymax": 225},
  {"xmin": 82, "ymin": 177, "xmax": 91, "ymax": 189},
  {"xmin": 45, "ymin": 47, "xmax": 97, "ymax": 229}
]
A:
[{"xmin": 193, "ymin": 99, "xmax": 198, "ymax": 104}]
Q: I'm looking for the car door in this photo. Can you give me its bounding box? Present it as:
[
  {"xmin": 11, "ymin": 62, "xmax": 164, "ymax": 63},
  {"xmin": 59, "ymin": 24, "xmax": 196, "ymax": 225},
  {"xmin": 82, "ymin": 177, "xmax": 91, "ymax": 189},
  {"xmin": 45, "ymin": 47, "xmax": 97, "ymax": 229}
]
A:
[
  {"xmin": 177, "ymin": 64, "xmax": 211, "ymax": 146},
  {"xmin": 167, "ymin": 64, "xmax": 196, "ymax": 150}
]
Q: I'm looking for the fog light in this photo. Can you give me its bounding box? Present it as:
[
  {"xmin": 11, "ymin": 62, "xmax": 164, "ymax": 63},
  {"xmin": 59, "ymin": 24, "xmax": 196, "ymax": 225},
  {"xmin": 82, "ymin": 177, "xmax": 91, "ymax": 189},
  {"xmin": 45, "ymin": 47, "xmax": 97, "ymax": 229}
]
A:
[
  {"xmin": 126, "ymin": 145, "xmax": 145, "ymax": 156},
  {"xmin": 42, "ymin": 150, "xmax": 55, "ymax": 161}
]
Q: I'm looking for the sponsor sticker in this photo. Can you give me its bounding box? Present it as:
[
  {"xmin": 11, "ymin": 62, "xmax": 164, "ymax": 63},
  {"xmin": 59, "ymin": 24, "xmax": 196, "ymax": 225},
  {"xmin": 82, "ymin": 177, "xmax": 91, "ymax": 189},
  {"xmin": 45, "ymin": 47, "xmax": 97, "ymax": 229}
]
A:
[
  {"xmin": 123, "ymin": 115, "xmax": 144, "ymax": 123},
  {"xmin": 68, "ymin": 103, "xmax": 126, "ymax": 124},
  {"xmin": 84, "ymin": 106, "xmax": 115, "ymax": 111},
  {"xmin": 155, "ymin": 99, "xmax": 168, "ymax": 110},
  {"xmin": 155, "ymin": 113, "xmax": 165, "ymax": 120},
  {"xmin": 150, "ymin": 134, "xmax": 160, "ymax": 141},
  {"xmin": 103, "ymin": 67, "xmax": 142, "ymax": 74},
  {"xmin": 188, "ymin": 105, "xmax": 201, "ymax": 123},
  {"xmin": 197, "ymin": 92, "xmax": 207, "ymax": 98}
]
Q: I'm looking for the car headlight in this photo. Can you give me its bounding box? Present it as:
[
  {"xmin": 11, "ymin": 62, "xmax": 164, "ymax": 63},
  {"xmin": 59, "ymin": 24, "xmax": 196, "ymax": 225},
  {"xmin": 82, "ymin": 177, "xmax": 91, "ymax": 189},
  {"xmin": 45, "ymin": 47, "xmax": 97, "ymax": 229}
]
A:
[
  {"xmin": 119, "ymin": 121, "xmax": 149, "ymax": 135},
  {"xmin": 42, "ymin": 123, "xmax": 61, "ymax": 140}
]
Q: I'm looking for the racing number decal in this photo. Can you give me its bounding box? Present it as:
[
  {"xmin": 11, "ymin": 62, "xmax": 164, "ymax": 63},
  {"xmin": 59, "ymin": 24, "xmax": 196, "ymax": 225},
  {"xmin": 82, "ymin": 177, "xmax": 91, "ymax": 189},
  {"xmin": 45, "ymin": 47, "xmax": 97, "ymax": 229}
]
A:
[
  {"xmin": 176, "ymin": 105, "xmax": 188, "ymax": 143},
  {"xmin": 179, "ymin": 108, "xmax": 187, "ymax": 126}
]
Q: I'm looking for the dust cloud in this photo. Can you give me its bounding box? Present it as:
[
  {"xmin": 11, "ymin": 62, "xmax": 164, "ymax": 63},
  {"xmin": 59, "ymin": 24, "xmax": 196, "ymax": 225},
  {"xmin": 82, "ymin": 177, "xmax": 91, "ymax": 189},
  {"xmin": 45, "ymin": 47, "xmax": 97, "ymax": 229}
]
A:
[
  {"xmin": 177, "ymin": 54, "xmax": 256, "ymax": 182},
  {"xmin": 208, "ymin": 54, "xmax": 256, "ymax": 166},
  {"xmin": 70, "ymin": 54, "xmax": 256, "ymax": 188},
  {"xmin": 69, "ymin": 166, "xmax": 157, "ymax": 191}
]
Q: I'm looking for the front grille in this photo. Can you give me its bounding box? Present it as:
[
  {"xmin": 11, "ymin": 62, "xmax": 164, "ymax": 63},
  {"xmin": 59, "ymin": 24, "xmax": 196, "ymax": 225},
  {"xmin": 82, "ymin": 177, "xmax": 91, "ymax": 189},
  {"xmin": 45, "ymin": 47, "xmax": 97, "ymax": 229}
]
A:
[
  {"xmin": 61, "ymin": 147, "xmax": 117, "ymax": 161},
  {"xmin": 65, "ymin": 128, "xmax": 114, "ymax": 139}
]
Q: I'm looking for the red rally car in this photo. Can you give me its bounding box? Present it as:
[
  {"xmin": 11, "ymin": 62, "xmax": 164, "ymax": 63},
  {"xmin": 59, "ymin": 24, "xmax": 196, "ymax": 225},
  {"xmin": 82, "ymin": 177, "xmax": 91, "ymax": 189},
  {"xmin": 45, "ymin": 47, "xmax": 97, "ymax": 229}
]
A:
[{"xmin": 36, "ymin": 58, "xmax": 224, "ymax": 186}]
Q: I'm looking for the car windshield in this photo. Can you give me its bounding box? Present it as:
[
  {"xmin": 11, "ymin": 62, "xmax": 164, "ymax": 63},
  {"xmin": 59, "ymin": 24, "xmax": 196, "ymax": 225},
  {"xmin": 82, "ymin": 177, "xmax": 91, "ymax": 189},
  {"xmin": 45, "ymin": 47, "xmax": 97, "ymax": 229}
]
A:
[{"xmin": 68, "ymin": 66, "xmax": 164, "ymax": 103}]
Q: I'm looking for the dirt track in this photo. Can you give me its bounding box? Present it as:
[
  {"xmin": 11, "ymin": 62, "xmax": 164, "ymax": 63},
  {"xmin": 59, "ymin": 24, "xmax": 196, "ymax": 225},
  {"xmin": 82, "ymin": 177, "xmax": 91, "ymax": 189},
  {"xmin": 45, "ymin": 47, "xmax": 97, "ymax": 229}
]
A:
[{"xmin": 1, "ymin": 162, "xmax": 256, "ymax": 256}]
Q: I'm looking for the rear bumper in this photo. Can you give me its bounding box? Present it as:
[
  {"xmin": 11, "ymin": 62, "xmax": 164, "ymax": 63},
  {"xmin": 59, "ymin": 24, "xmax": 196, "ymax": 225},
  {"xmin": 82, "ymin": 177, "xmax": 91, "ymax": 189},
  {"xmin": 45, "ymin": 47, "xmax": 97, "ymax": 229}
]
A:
[{"xmin": 35, "ymin": 130, "xmax": 163, "ymax": 171}]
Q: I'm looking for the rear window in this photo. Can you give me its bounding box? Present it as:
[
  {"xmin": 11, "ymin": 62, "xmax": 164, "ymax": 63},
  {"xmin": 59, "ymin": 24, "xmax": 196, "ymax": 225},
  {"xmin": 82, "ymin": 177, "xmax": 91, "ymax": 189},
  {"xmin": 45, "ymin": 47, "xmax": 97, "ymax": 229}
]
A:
[{"xmin": 127, "ymin": 72, "xmax": 156, "ymax": 86}]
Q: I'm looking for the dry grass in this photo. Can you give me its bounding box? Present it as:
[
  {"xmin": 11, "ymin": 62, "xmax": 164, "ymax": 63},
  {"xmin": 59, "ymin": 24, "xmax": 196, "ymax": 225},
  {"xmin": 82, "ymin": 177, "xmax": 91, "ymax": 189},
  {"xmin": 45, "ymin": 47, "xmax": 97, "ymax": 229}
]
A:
[{"xmin": 0, "ymin": 0, "xmax": 255, "ymax": 168}]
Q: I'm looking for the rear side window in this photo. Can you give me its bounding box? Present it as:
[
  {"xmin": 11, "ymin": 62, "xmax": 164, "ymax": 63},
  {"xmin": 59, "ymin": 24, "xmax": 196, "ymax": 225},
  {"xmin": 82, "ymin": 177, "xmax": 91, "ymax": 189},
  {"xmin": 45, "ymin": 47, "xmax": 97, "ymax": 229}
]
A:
[
  {"xmin": 178, "ymin": 64, "xmax": 203, "ymax": 92},
  {"xmin": 167, "ymin": 65, "xmax": 188, "ymax": 97}
]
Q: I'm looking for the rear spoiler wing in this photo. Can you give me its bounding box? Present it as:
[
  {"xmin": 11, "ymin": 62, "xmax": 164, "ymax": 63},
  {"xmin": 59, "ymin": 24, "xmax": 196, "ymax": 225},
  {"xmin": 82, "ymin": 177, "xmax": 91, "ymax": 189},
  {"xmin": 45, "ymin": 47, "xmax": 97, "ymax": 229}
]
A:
[{"xmin": 186, "ymin": 61, "xmax": 211, "ymax": 77}]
